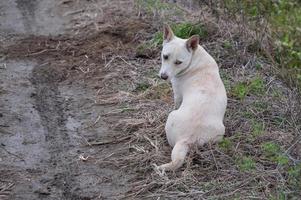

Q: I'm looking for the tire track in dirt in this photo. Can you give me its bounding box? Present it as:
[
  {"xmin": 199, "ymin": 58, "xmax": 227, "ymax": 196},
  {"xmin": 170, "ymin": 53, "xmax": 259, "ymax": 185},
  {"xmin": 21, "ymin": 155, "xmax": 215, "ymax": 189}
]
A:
[
  {"xmin": 31, "ymin": 64, "xmax": 81, "ymax": 199},
  {"xmin": 1, "ymin": 0, "xmax": 152, "ymax": 199}
]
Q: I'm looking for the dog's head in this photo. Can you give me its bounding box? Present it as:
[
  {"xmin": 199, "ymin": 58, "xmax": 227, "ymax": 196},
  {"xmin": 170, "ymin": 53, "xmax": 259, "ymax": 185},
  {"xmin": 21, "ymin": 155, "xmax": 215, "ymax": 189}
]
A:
[{"xmin": 159, "ymin": 24, "xmax": 199, "ymax": 81}]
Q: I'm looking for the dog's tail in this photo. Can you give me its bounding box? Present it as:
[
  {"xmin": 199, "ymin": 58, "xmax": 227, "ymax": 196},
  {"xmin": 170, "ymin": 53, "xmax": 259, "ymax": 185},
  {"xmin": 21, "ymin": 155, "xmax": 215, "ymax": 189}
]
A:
[{"xmin": 159, "ymin": 140, "xmax": 189, "ymax": 171}]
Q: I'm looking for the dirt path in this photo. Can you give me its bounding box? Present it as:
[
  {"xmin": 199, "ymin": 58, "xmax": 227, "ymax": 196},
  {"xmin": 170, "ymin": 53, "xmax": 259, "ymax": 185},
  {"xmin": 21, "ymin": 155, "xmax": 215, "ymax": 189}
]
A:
[{"xmin": 0, "ymin": 1, "xmax": 136, "ymax": 199}]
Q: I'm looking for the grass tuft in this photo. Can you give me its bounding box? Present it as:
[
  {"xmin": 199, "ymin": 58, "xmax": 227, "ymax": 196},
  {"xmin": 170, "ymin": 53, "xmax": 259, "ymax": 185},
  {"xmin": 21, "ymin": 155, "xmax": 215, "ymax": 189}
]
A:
[
  {"xmin": 231, "ymin": 76, "xmax": 266, "ymax": 100},
  {"xmin": 218, "ymin": 138, "xmax": 232, "ymax": 151},
  {"xmin": 236, "ymin": 156, "xmax": 256, "ymax": 171}
]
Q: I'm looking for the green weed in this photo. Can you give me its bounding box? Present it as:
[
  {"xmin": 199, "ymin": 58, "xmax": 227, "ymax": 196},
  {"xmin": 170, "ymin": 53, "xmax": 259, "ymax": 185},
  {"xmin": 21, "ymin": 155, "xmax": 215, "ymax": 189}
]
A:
[
  {"xmin": 236, "ymin": 156, "xmax": 256, "ymax": 171},
  {"xmin": 249, "ymin": 76, "xmax": 265, "ymax": 94},
  {"xmin": 288, "ymin": 164, "xmax": 301, "ymax": 189},
  {"xmin": 275, "ymin": 155, "xmax": 289, "ymax": 165},
  {"xmin": 150, "ymin": 31, "xmax": 163, "ymax": 47},
  {"xmin": 251, "ymin": 121, "xmax": 264, "ymax": 137},
  {"xmin": 150, "ymin": 23, "xmax": 207, "ymax": 48},
  {"xmin": 134, "ymin": 82, "xmax": 151, "ymax": 92},
  {"xmin": 268, "ymin": 191, "xmax": 286, "ymax": 200},
  {"xmin": 253, "ymin": 101, "xmax": 268, "ymax": 112},
  {"xmin": 172, "ymin": 23, "xmax": 207, "ymax": 39},
  {"xmin": 231, "ymin": 76, "xmax": 265, "ymax": 99},
  {"xmin": 261, "ymin": 142, "xmax": 289, "ymax": 166},
  {"xmin": 222, "ymin": 40, "xmax": 232, "ymax": 49},
  {"xmin": 218, "ymin": 138, "xmax": 232, "ymax": 151},
  {"xmin": 220, "ymin": 71, "xmax": 232, "ymax": 91},
  {"xmin": 262, "ymin": 142, "xmax": 280, "ymax": 157},
  {"xmin": 223, "ymin": 0, "xmax": 301, "ymax": 90},
  {"xmin": 137, "ymin": 22, "xmax": 207, "ymax": 56},
  {"xmin": 135, "ymin": 0, "xmax": 173, "ymax": 15},
  {"xmin": 232, "ymin": 82, "xmax": 248, "ymax": 100},
  {"xmin": 255, "ymin": 62, "xmax": 262, "ymax": 70}
]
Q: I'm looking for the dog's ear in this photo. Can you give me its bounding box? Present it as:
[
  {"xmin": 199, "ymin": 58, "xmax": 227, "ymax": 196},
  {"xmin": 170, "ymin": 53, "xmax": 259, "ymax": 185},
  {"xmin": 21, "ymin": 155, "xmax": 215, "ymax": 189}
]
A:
[
  {"xmin": 163, "ymin": 24, "xmax": 174, "ymax": 42},
  {"xmin": 186, "ymin": 35, "xmax": 199, "ymax": 52}
]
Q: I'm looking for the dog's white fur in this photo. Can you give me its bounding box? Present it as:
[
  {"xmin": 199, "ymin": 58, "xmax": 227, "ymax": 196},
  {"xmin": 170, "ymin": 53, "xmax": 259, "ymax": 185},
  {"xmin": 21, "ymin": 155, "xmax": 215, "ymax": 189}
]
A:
[{"xmin": 158, "ymin": 25, "xmax": 227, "ymax": 171}]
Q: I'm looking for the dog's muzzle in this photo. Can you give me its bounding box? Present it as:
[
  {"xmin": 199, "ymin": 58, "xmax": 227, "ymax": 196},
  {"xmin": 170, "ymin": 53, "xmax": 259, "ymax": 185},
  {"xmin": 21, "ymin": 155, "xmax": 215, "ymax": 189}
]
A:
[{"xmin": 160, "ymin": 73, "xmax": 168, "ymax": 80}]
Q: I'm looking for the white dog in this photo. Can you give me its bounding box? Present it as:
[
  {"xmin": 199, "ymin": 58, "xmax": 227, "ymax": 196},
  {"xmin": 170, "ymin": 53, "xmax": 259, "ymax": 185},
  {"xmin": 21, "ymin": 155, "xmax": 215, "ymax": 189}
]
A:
[{"xmin": 157, "ymin": 25, "xmax": 227, "ymax": 171}]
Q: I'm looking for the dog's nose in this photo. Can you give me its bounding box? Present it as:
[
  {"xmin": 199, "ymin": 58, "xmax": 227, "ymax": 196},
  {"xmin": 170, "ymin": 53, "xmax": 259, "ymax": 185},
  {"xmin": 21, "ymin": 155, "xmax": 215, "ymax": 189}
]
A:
[{"xmin": 160, "ymin": 73, "xmax": 168, "ymax": 80}]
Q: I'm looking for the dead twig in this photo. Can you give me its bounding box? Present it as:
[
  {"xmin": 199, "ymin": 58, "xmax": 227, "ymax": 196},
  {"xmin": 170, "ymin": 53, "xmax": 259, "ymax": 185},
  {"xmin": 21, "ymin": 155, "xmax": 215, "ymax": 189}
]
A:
[
  {"xmin": 26, "ymin": 49, "xmax": 56, "ymax": 56},
  {"xmin": 0, "ymin": 183, "xmax": 14, "ymax": 194},
  {"xmin": 0, "ymin": 146, "xmax": 25, "ymax": 162},
  {"xmin": 89, "ymin": 136, "xmax": 131, "ymax": 146}
]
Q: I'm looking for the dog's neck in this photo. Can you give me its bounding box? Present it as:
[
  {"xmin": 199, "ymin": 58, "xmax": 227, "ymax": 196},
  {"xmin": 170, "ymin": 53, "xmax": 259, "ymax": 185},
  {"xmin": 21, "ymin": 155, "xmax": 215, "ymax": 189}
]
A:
[
  {"xmin": 171, "ymin": 46, "xmax": 219, "ymax": 100},
  {"xmin": 173, "ymin": 46, "xmax": 217, "ymax": 81}
]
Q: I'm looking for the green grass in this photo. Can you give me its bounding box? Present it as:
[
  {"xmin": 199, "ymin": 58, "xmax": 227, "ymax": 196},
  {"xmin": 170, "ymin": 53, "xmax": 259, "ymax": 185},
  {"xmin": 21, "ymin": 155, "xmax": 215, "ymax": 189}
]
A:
[
  {"xmin": 135, "ymin": 0, "xmax": 173, "ymax": 15},
  {"xmin": 151, "ymin": 23, "xmax": 207, "ymax": 47},
  {"xmin": 252, "ymin": 101, "xmax": 268, "ymax": 112},
  {"xmin": 136, "ymin": 43, "xmax": 150, "ymax": 55},
  {"xmin": 137, "ymin": 22, "xmax": 207, "ymax": 56},
  {"xmin": 249, "ymin": 77, "xmax": 265, "ymax": 94},
  {"xmin": 220, "ymin": 71, "xmax": 232, "ymax": 91},
  {"xmin": 261, "ymin": 142, "xmax": 289, "ymax": 166},
  {"xmin": 151, "ymin": 31, "xmax": 163, "ymax": 46},
  {"xmin": 275, "ymin": 155, "xmax": 289, "ymax": 165},
  {"xmin": 255, "ymin": 62, "xmax": 262, "ymax": 70},
  {"xmin": 134, "ymin": 82, "xmax": 151, "ymax": 92},
  {"xmin": 223, "ymin": 0, "xmax": 301, "ymax": 90},
  {"xmin": 262, "ymin": 142, "xmax": 280, "ymax": 157},
  {"xmin": 251, "ymin": 120, "xmax": 264, "ymax": 137},
  {"xmin": 232, "ymin": 82, "xmax": 248, "ymax": 100},
  {"xmin": 222, "ymin": 40, "xmax": 232, "ymax": 49},
  {"xmin": 218, "ymin": 138, "xmax": 232, "ymax": 151},
  {"xmin": 231, "ymin": 76, "xmax": 265, "ymax": 100},
  {"xmin": 288, "ymin": 164, "xmax": 301, "ymax": 189},
  {"xmin": 236, "ymin": 156, "xmax": 256, "ymax": 171},
  {"xmin": 172, "ymin": 23, "xmax": 207, "ymax": 39},
  {"xmin": 268, "ymin": 191, "xmax": 286, "ymax": 200}
]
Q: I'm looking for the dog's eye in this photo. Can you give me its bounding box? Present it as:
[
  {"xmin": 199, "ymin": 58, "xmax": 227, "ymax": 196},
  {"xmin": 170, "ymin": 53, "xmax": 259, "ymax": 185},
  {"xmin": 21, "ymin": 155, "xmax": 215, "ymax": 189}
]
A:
[
  {"xmin": 174, "ymin": 60, "xmax": 182, "ymax": 65},
  {"xmin": 163, "ymin": 55, "xmax": 169, "ymax": 60}
]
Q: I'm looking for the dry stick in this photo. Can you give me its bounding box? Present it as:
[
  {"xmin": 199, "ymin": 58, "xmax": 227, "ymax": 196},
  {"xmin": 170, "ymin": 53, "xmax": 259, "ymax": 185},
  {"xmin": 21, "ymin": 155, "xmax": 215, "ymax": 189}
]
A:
[
  {"xmin": 286, "ymin": 136, "xmax": 301, "ymax": 154},
  {"xmin": 63, "ymin": 9, "xmax": 85, "ymax": 16},
  {"xmin": 26, "ymin": 49, "xmax": 48, "ymax": 56},
  {"xmin": 104, "ymin": 55, "xmax": 132, "ymax": 69},
  {"xmin": 0, "ymin": 183, "xmax": 14, "ymax": 193},
  {"xmin": 92, "ymin": 115, "xmax": 101, "ymax": 126},
  {"xmin": 117, "ymin": 56, "xmax": 132, "ymax": 67},
  {"xmin": 82, "ymin": 115, "xmax": 101, "ymax": 130},
  {"xmin": 104, "ymin": 56, "xmax": 116, "ymax": 69},
  {"xmin": 143, "ymin": 135, "xmax": 158, "ymax": 153},
  {"xmin": 285, "ymin": 135, "xmax": 301, "ymax": 164},
  {"xmin": 209, "ymin": 143, "xmax": 219, "ymax": 170},
  {"xmin": 79, "ymin": 135, "xmax": 91, "ymax": 146},
  {"xmin": 284, "ymin": 102, "xmax": 301, "ymax": 163},
  {"xmin": 89, "ymin": 136, "xmax": 131, "ymax": 146},
  {"xmin": 26, "ymin": 49, "xmax": 57, "ymax": 56}
]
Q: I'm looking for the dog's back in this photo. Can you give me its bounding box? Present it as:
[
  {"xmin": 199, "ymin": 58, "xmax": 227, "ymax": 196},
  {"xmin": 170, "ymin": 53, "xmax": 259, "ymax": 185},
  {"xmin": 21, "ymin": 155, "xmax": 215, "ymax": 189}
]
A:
[{"xmin": 166, "ymin": 45, "xmax": 227, "ymax": 147}]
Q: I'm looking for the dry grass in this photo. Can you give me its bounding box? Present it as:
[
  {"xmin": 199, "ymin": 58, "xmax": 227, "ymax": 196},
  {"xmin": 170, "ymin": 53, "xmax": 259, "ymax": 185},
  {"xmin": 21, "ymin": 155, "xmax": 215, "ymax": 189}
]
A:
[
  {"xmin": 79, "ymin": 1, "xmax": 300, "ymax": 199},
  {"xmin": 90, "ymin": 54, "xmax": 300, "ymax": 199}
]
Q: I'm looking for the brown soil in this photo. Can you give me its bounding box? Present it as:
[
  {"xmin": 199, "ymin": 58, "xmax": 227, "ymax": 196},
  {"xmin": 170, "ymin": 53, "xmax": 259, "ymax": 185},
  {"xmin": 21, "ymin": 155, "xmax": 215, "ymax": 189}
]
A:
[{"xmin": 0, "ymin": 0, "xmax": 153, "ymax": 199}]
